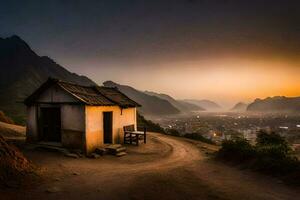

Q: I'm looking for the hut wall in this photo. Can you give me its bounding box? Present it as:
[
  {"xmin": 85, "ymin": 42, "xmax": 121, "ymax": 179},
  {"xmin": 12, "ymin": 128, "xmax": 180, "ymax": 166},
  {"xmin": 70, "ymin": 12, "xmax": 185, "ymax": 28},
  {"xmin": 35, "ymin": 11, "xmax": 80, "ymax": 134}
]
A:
[
  {"xmin": 37, "ymin": 85, "xmax": 80, "ymax": 103},
  {"xmin": 26, "ymin": 105, "xmax": 38, "ymax": 142},
  {"xmin": 61, "ymin": 105, "xmax": 85, "ymax": 149},
  {"xmin": 85, "ymin": 106, "xmax": 137, "ymax": 154}
]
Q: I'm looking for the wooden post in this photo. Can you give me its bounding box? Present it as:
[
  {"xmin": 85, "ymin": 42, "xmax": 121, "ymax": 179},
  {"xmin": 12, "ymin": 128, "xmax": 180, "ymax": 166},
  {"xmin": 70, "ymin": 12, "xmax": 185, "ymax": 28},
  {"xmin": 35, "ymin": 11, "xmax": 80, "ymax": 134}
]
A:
[
  {"xmin": 144, "ymin": 126, "xmax": 147, "ymax": 144},
  {"xmin": 136, "ymin": 134, "xmax": 139, "ymax": 146},
  {"xmin": 130, "ymin": 133, "xmax": 132, "ymax": 144}
]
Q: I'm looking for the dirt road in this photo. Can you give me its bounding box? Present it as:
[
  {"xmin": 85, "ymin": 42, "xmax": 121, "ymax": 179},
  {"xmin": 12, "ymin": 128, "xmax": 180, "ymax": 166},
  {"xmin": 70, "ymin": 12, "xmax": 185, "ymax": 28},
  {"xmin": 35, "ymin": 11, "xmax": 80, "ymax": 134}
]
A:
[{"xmin": 2, "ymin": 132, "xmax": 300, "ymax": 200}]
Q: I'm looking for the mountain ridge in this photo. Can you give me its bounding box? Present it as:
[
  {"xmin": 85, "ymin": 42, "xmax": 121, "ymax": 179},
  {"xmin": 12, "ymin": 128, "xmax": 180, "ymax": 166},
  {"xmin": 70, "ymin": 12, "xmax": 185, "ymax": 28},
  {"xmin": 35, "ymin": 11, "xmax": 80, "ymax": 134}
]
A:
[
  {"xmin": 144, "ymin": 91, "xmax": 205, "ymax": 112},
  {"xmin": 103, "ymin": 81, "xmax": 180, "ymax": 116},
  {"xmin": 231, "ymin": 102, "xmax": 248, "ymax": 112},
  {"xmin": 182, "ymin": 99, "xmax": 221, "ymax": 111},
  {"xmin": 0, "ymin": 35, "xmax": 95, "ymax": 123},
  {"xmin": 247, "ymin": 96, "xmax": 300, "ymax": 113}
]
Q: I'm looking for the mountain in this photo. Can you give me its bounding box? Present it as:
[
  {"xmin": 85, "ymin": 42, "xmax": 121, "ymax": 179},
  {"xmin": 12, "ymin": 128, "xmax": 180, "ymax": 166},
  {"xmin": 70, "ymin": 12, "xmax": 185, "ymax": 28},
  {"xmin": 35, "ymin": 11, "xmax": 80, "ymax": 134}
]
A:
[
  {"xmin": 103, "ymin": 81, "xmax": 180, "ymax": 116},
  {"xmin": 144, "ymin": 91, "xmax": 205, "ymax": 112},
  {"xmin": 247, "ymin": 96, "xmax": 300, "ymax": 113},
  {"xmin": 231, "ymin": 102, "xmax": 248, "ymax": 112},
  {"xmin": 182, "ymin": 99, "xmax": 221, "ymax": 111},
  {"xmin": 0, "ymin": 35, "xmax": 95, "ymax": 123}
]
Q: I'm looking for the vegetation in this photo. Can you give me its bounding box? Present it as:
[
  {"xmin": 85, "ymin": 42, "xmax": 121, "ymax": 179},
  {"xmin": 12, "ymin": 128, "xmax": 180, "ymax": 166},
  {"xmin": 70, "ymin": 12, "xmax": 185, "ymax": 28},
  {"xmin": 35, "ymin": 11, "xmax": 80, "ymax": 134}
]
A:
[
  {"xmin": 0, "ymin": 111, "xmax": 14, "ymax": 124},
  {"xmin": 216, "ymin": 130, "xmax": 300, "ymax": 184},
  {"xmin": 165, "ymin": 128, "xmax": 181, "ymax": 137},
  {"xmin": 184, "ymin": 133, "xmax": 215, "ymax": 144},
  {"xmin": 165, "ymin": 128, "xmax": 215, "ymax": 144},
  {"xmin": 137, "ymin": 114, "xmax": 215, "ymax": 145},
  {"xmin": 137, "ymin": 113, "xmax": 166, "ymax": 134}
]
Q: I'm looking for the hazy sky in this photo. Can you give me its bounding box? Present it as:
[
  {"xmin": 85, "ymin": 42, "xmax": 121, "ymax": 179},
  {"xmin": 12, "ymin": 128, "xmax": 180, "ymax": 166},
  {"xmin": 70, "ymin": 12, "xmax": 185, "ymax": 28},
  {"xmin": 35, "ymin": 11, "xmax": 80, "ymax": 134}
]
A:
[{"xmin": 1, "ymin": 0, "xmax": 300, "ymax": 107}]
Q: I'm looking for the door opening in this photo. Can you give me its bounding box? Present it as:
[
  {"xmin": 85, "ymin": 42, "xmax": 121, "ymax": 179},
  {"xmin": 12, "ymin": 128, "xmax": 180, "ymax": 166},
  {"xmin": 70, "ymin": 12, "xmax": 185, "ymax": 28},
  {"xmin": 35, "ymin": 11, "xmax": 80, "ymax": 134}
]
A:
[
  {"xmin": 39, "ymin": 107, "xmax": 61, "ymax": 142},
  {"xmin": 103, "ymin": 111, "xmax": 113, "ymax": 143}
]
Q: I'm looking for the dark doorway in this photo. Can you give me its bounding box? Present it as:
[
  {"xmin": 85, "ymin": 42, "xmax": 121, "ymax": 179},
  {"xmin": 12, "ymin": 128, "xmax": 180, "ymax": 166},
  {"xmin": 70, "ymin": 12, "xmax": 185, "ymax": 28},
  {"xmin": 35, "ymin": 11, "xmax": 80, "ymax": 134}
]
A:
[
  {"xmin": 103, "ymin": 111, "xmax": 113, "ymax": 143},
  {"xmin": 39, "ymin": 107, "xmax": 61, "ymax": 142}
]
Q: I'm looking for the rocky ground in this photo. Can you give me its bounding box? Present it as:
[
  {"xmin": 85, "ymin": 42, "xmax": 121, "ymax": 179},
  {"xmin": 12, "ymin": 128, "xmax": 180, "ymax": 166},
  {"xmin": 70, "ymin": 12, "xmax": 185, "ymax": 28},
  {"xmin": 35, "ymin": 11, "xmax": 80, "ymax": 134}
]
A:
[{"xmin": 1, "ymin": 123, "xmax": 300, "ymax": 200}]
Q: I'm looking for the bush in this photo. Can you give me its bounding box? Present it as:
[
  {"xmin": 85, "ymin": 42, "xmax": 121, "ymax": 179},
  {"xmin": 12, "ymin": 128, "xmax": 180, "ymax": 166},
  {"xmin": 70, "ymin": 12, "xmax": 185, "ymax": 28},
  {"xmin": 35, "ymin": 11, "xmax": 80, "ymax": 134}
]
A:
[
  {"xmin": 254, "ymin": 145, "xmax": 299, "ymax": 175},
  {"xmin": 217, "ymin": 138, "xmax": 255, "ymax": 162},
  {"xmin": 184, "ymin": 133, "xmax": 215, "ymax": 144},
  {"xmin": 0, "ymin": 111, "xmax": 14, "ymax": 124},
  {"xmin": 216, "ymin": 131, "xmax": 300, "ymax": 184},
  {"xmin": 254, "ymin": 131, "xmax": 299, "ymax": 175},
  {"xmin": 165, "ymin": 128, "xmax": 181, "ymax": 136},
  {"xmin": 137, "ymin": 113, "xmax": 166, "ymax": 134},
  {"xmin": 256, "ymin": 130, "xmax": 290, "ymax": 151}
]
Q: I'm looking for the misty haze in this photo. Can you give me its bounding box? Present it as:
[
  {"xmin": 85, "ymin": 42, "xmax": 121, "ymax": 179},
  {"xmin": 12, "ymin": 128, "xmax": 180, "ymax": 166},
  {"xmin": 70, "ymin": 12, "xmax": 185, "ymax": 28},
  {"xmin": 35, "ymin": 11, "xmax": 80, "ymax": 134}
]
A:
[{"xmin": 1, "ymin": 1, "xmax": 300, "ymax": 200}]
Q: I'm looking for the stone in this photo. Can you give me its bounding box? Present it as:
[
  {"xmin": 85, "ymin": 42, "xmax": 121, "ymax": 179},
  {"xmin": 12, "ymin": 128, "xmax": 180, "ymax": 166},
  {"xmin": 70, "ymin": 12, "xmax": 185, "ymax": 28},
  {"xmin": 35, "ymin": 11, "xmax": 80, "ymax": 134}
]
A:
[
  {"xmin": 94, "ymin": 148, "xmax": 107, "ymax": 156},
  {"xmin": 70, "ymin": 149, "xmax": 84, "ymax": 157},
  {"xmin": 105, "ymin": 145, "xmax": 126, "ymax": 155},
  {"xmin": 64, "ymin": 153, "xmax": 79, "ymax": 159},
  {"xmin": 105, "ymin": 144, "xmax": 122, "ymax": 150},
  {"xmin": 90, "ymin": 153, "xmax": 101, "ymax": 159},
  {"xmin": 116, "ymin": 152, "xmax": 127, "ymax": 157},
  {"xmin": 46, "ymin": 186, "xmax": 61, "ymax": 193}
]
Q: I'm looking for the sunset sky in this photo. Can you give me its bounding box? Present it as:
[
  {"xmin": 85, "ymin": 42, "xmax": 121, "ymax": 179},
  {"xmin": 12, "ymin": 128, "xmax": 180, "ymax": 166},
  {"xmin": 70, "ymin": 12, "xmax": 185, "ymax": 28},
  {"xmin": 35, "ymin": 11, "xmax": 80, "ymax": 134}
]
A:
[{"xmin": 1, "ymin": 0, "xmax": 300, "ymax": 107}]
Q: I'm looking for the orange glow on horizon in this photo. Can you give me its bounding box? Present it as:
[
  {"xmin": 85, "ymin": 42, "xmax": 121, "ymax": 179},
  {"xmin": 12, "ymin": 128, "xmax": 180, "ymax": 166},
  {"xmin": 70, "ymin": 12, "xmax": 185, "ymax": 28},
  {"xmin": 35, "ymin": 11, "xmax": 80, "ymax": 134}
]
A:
[{"xmin": 122, "ymin": 58, "xmax": 300, "ymax": 106}]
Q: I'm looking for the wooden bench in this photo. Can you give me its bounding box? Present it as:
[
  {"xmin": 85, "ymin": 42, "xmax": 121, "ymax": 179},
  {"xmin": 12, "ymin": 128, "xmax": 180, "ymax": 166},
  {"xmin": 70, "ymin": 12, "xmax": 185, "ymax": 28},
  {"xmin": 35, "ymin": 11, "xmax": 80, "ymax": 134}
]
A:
[{"xmin": 123, "ymin": 125, "xmax": 146, "ymax": 146}]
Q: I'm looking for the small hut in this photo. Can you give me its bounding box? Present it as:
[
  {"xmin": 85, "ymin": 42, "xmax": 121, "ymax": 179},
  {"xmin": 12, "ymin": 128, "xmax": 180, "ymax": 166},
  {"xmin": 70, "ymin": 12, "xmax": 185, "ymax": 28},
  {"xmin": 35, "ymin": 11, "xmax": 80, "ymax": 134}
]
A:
[{"xmin": 24, "ymin": 78, "xmax": 140, "ymax": 154}]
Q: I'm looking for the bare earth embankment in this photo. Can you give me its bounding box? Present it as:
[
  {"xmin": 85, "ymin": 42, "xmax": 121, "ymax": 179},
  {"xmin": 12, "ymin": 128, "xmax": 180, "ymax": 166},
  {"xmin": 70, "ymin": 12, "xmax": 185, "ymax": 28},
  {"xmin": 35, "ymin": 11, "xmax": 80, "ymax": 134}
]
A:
[{"xmin": 1, "ymin": 123, "xmax": 300, "ymax": 200}]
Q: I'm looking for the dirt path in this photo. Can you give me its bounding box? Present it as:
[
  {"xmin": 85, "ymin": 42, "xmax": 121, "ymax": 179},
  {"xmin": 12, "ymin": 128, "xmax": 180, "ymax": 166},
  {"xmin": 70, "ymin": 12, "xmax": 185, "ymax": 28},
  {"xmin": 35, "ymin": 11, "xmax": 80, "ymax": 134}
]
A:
[{"xmin": 2, "ymin": 132, "xmax": 300, "ymax": 200}]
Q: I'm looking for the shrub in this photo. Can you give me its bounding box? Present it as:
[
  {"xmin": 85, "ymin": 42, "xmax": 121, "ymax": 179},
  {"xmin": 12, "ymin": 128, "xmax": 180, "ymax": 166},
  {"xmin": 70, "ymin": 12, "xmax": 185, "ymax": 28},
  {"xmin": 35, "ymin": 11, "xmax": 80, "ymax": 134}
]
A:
[
  {"xmin": 254, "ymin": 131, "xmax": 299, "ymax": 175},
  {"xmin": 184, "ymin": 133, "xmax": 215, "ymax": 144},
  {"xmin": 0, "ymin": 111, "xmax": 14, "ymax": 124},
  {"xmin": 137, "ymin": 113, "xmax": 166, "ymax": 134},
  {"xmin": 256, "ymin": 130, "xmax": 290, "ymax": 150},
  {"xmin": 166, "ymin": 128, "xmax": 181, "ymax": 136},
  {"xmin": 217, "ymin": 138, "xmax": 255, "ymax": 162},
  {"xmin": 216, "ymin": 130, "xmax": 300, "ymax": 184}
]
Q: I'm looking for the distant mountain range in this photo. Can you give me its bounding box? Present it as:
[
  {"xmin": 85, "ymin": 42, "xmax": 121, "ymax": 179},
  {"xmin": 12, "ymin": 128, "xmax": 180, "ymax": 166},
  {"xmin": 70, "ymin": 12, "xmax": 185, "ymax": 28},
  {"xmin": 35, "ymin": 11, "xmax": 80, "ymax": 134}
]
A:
[
  {"xmin": 103, "ymin": 81, "xmax": 180, "ymax": 115},
  {"xmin": 144, "ymin": 91, "xmax": 205, "ymax": 112},
  {"xmin": 247, "ymin": 96, "xmax": 300, "ymax": 113},
  {"xmin": 0, "ymin": 35, "xmax": 213, "ymax": 123},
  {"xmin": 182, "ymin": 99, "xmax": 221, "ymax": 111},
  {"xmin": 0, "ymin": 35, "xmax": 95, "ymax": 123},
  {"xmin": 231, "ymin": 102, "xmax": 248, "ymax": 112},
  {"xmin": 4, "ymin": 35, "xmax": 297, "ymax": 123}
]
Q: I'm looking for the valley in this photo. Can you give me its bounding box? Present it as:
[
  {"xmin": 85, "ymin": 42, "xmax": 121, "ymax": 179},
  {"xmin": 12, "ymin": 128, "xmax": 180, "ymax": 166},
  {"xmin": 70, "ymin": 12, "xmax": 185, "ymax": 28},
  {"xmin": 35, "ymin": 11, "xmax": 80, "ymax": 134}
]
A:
[
  {"xmin": 157, "ymin": 112, "xmax": 300, "ymax": 155},
  {"xmin": 1, "ymin": 123, "xmax": 299, "ymax": 200}
]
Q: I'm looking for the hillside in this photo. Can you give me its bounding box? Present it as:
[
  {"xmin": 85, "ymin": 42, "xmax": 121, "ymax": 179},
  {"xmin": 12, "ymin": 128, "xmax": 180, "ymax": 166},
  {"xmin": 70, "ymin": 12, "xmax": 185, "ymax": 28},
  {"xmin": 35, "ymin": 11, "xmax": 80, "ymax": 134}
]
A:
[
  {"xmin": 103, "ymin": 81, "xmax": 180, "ymax": 116},
  {"xmin": 0, "ymin": 35, "xmax": 95, "ymax": 123},
  {"xmin": 183, "ymin": 99, "xmax": 221, "ymax": 111},
  {"xmin": 231, "ymin": 102, "xmax": 248, "ymax": 112},
  {"xmin": 0, "ymin": 111, "xmax": 14, "ymax": 124},
  {"xmin": 247, "ymin": 96, "xmax": 300, "ymax": 113},
  {"xmin": 144, "ymin": 91, "xmax": 205, "ymax": 112}
]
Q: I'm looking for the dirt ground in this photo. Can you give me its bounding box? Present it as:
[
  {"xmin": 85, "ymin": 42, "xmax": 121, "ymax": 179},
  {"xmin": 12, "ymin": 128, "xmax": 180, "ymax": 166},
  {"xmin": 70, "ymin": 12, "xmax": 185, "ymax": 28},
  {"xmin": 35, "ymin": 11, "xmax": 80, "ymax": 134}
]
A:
[{"xmin": 1, "ymin": 132, "xmax": 300, "ymax": 200}]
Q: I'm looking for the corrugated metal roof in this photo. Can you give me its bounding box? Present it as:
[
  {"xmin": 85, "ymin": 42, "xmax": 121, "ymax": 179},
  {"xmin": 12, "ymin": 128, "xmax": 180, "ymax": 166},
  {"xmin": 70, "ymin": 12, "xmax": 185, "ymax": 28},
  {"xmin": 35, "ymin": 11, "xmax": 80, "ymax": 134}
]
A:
[
  {"xmin": 24, "ymin": 78, "xmax": 141, "ymax": 107},
  {"xmin": 95, "ymin": 86, "xmax": 141, "ymax": 108},
  {"xmin": 57, "ymin": 81, "xmax": 114, "ymax": 106}
]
